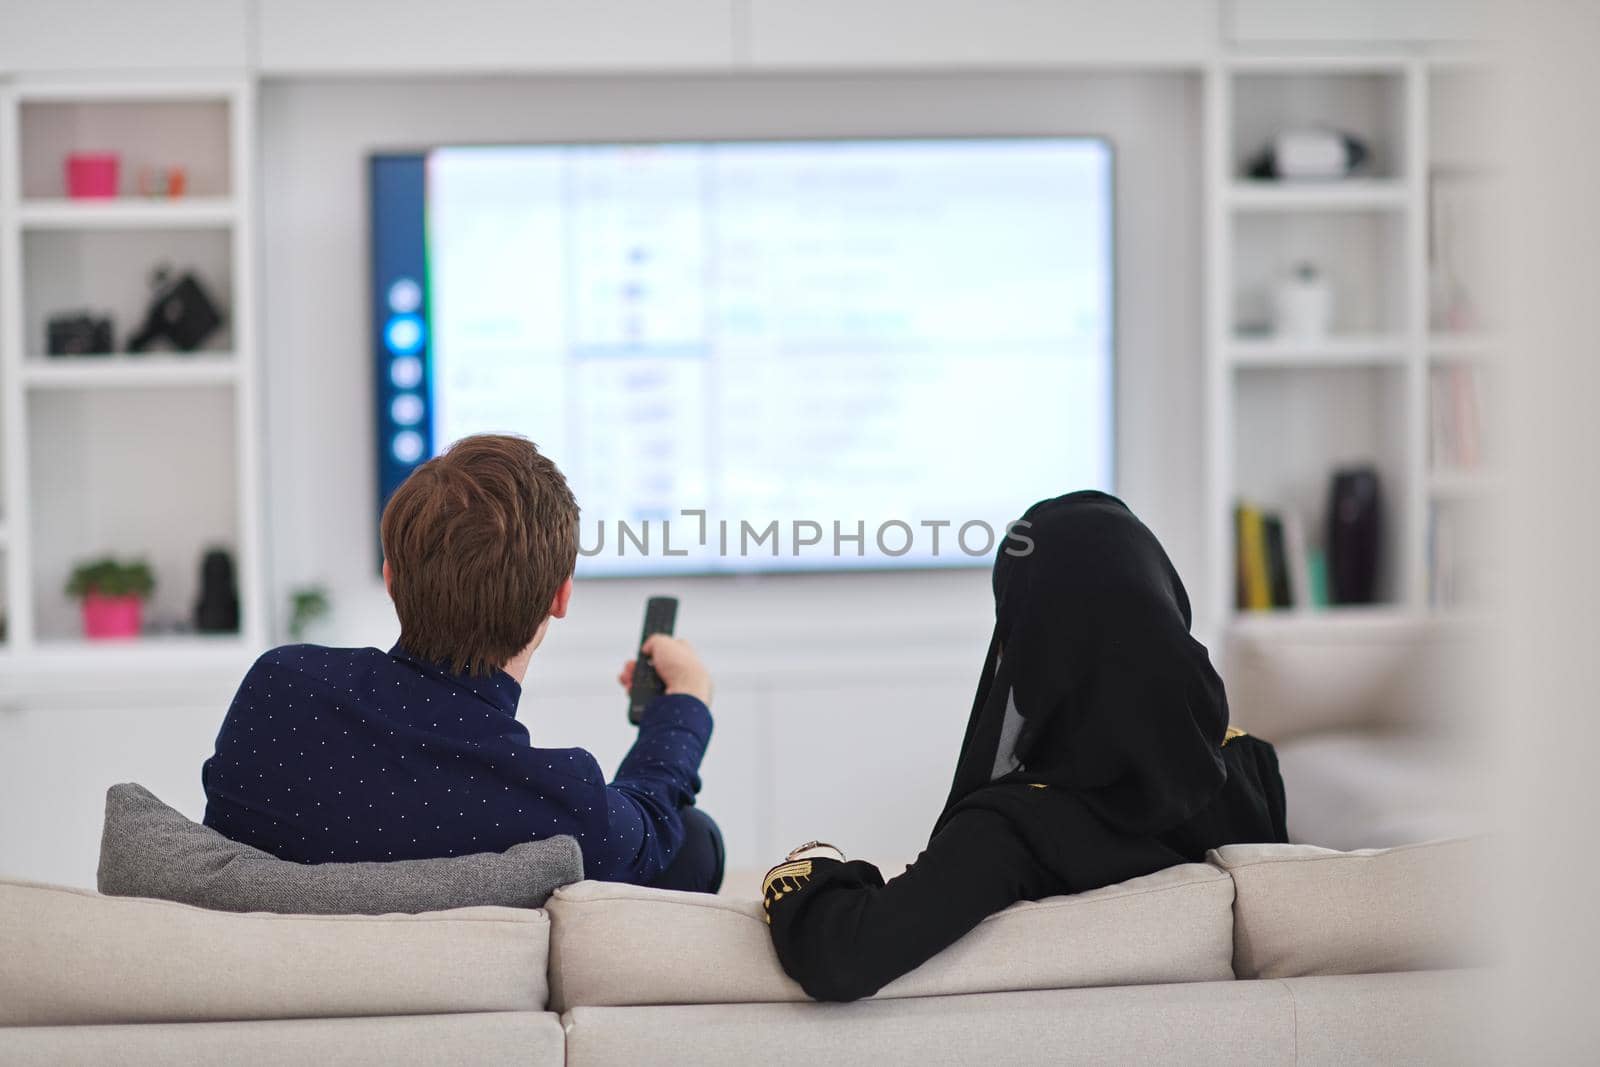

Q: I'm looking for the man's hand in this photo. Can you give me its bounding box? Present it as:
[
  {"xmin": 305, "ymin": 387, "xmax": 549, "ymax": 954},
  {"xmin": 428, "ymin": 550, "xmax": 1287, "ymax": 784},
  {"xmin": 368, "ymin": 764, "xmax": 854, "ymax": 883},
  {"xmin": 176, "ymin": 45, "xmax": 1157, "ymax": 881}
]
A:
[{"xmin": 617, "ymin": 634, "xmax": 714, "ymax": 706}]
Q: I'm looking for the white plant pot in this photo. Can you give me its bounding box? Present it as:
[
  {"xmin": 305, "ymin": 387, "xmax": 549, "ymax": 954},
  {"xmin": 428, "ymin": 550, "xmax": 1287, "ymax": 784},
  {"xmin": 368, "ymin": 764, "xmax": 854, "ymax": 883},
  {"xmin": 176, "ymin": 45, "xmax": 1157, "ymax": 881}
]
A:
[{"xmin": 1274, "ymin": 274, "xmax": 1334, "ymax": 340}]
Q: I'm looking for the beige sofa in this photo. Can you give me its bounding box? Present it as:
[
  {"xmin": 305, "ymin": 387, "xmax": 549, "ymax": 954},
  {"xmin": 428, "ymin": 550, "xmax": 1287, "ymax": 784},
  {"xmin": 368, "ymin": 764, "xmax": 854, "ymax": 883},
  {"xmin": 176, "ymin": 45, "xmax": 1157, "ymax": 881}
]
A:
[{"xmin": 0, "ymin": 838, "xmax": 1489, "ymax": 1065}]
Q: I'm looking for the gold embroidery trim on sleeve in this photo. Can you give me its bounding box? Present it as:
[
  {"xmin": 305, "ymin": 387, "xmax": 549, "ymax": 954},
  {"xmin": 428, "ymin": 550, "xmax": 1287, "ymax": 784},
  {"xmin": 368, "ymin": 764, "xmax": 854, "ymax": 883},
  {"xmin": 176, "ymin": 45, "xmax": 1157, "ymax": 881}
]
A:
[
  {"xmin": 1223, "ymin": 726, "xmax": 1248, "ymax": 746},
  {"xmin": 761, "ymin": 859, "xmax": 814, "ymax": 924}
]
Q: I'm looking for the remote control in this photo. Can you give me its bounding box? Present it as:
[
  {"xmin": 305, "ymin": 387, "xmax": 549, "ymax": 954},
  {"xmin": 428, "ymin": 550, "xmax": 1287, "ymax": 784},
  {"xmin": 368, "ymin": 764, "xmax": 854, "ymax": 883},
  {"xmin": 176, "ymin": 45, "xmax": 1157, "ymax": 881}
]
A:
[{"xmin": 628, "ymin": 597, "xmax": 679, "ymax": 725}]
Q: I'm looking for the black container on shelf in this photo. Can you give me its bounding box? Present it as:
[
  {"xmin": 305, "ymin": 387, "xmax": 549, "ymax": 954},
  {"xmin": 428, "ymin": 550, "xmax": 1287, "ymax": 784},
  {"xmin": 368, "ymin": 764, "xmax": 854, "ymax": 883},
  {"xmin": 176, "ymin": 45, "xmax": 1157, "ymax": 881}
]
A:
[
  {"xmin": 1327, "ymin": 465, "xmax": 1382, "ymax": 605},
  {"xmin": 194, "ymin": 548, "xmax": 240, "ymax": 634}
]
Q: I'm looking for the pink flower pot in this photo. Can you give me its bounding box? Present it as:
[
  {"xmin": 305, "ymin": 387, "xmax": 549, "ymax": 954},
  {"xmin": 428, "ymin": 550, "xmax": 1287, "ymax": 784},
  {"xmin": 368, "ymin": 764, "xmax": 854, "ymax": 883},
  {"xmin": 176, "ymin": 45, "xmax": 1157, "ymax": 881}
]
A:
[
  {"xmin": 66, "ymin": 153, "xmax": 120, "ymax": 199},
  {"xmin": 82, "ymin": 593, "xmax": 143, "ymax": 640}
]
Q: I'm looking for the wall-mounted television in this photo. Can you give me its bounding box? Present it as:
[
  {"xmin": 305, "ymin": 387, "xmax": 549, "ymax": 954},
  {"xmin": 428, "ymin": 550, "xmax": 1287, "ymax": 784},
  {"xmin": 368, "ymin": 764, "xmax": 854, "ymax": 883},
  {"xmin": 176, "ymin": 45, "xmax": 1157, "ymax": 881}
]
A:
[{"xmin": 371, "ymin": 137, "xmax": 1113, "ymax": 576}]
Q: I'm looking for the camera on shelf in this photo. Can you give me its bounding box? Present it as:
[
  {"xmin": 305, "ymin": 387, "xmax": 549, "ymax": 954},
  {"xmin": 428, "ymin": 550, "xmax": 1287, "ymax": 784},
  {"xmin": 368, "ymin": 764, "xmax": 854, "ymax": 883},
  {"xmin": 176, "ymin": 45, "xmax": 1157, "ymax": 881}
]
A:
[{"xmin": 45, "ymin": 312, "xmax": 114, "ymax": 357}]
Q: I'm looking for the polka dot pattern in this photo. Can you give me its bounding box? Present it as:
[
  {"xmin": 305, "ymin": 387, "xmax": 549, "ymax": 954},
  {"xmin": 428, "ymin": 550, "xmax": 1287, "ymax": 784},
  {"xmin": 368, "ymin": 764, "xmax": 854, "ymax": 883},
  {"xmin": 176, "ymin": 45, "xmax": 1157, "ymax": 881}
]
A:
[{"xmin": 200, "ymin": 643, "xmax": 714, "ymax": 884}]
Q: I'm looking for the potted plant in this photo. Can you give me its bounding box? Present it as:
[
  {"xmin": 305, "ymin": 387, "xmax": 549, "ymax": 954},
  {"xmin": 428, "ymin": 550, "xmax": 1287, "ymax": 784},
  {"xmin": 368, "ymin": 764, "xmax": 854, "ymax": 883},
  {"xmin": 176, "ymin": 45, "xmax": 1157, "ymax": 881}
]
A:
[
  {"xmin": 66, "ymin": 558, "xmax": 155, "ymax": 640},
  {"xmin": 287, "ymin": 585, "xmax": 330, "ymax": 642}
]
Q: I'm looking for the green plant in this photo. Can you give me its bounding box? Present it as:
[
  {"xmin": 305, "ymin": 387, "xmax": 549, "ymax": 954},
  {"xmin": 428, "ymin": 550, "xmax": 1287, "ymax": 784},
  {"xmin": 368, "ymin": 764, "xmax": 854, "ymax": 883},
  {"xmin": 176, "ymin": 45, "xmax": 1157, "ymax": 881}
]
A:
[
  {"xmin": 65, "ymin": 558, "xmax": 155, "ymax": 600},
  {"xmin": 288, "ymin": 585, "xmax": 330, "ymax": 641}
]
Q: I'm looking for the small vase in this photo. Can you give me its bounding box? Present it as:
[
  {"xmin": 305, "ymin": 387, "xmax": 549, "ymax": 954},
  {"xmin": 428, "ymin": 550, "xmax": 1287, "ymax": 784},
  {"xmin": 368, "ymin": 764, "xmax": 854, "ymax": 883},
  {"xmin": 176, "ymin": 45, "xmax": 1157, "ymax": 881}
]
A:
[
  {"xmin": 82, "ymin": 593, "xmax": 143, "ymax": 640},
  {"xmin": 1273, "ymin": 263, "xmax": 1334, "ymax": 341}
]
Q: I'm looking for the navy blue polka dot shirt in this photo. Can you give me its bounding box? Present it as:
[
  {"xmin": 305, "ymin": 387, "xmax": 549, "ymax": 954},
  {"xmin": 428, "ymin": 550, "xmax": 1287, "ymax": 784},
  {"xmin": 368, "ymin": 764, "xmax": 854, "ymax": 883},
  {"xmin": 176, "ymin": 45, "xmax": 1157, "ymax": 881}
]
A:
[{"xmin": 201, "ymin": 643, "xmax": 713, "ymax": 885}]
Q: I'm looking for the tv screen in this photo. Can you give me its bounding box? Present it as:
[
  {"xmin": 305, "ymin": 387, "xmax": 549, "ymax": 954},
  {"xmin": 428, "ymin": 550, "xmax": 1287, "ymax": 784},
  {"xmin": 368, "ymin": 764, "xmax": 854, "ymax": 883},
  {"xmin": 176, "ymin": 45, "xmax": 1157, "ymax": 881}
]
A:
[{"xmin": 371, "ymin": 137, "xmax": 1113, "ymax": 576}]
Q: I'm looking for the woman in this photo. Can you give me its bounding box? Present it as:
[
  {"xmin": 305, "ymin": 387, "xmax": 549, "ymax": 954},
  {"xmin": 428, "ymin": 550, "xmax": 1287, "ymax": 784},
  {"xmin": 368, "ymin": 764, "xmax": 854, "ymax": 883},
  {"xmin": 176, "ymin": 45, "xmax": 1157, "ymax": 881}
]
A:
[{"xmin": 762, "ymin": 491, "xmax": 1288, "ymax": 1002}]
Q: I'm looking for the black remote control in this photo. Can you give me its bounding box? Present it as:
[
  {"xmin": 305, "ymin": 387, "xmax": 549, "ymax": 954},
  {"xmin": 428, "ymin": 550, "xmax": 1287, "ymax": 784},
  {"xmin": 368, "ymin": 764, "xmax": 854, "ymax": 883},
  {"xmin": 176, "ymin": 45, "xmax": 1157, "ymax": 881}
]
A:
[{"xmin": 628, "ymin": 597, "xmax": 679, "ymax": 724}]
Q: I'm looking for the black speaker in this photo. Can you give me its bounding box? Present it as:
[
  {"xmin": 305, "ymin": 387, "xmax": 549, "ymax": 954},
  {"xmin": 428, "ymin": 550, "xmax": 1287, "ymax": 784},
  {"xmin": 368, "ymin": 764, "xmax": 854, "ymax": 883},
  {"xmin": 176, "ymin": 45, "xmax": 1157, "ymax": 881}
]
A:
[
  {"xmin": 1327, "ymin": 466, "xmax": 1382, "ymax": 604},
  {"xmin": 194, "ymin": 549, "xmax": 240, "ymax": 634}
]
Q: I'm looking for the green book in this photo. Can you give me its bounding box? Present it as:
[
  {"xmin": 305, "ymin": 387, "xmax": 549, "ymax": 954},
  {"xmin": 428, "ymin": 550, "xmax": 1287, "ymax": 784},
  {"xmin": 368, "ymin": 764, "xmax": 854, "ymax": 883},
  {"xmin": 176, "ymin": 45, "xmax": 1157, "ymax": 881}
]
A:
[{"xmin": 1306, "ymin": 549, "xmax": 1331, "ymax": 609}]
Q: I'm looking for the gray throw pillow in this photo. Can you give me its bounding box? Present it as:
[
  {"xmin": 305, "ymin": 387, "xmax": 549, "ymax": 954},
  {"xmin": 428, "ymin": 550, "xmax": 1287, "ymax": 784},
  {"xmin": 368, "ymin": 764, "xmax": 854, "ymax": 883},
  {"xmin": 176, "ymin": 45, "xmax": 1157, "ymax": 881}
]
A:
[{"xmin": 97, "ymin": 782, "xmax": 583, "ymax": 914}]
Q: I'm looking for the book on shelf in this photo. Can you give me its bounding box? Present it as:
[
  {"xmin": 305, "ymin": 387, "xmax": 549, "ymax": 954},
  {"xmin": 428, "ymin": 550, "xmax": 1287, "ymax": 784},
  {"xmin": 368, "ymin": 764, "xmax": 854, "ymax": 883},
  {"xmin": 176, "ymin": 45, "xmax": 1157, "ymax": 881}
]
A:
[
  {"xmin": 1236, "ymin": 501, "xmax": 1321, "ymax": 612},
  {"xmin": 1429, "ymin": 364, "xmax": 1486, "ymax": 472},
  {"xmin": 1281, "ymin": 510, "xmax": 1310, "ymax": 610},
  {"xmin": 1263, "ymin": 515, "xmax": 1292, "ymax": 609},
  {"xmin": 1235, "ymin": 505, "xmax": 1271, "ymax": 611},
  {"xmin": 1428, "ymin": 500, "xmax": 1499, "ymax": 610}
]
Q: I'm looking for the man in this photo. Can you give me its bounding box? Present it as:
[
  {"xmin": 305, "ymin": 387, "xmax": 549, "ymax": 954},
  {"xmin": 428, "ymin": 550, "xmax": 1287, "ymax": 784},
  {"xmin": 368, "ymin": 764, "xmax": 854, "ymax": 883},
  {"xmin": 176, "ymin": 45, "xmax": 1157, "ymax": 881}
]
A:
[{"xmin": 202, "ymin": 433, "xmax": 722, "ymax": 892}]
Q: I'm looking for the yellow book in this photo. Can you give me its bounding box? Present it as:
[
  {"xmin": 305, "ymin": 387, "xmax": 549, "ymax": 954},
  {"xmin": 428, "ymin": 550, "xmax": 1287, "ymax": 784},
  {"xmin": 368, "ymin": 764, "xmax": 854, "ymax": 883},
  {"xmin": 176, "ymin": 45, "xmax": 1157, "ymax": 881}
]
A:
[{"xmin": 1237, "ymin": 504, "xmax": 1272, "ymax": 611}]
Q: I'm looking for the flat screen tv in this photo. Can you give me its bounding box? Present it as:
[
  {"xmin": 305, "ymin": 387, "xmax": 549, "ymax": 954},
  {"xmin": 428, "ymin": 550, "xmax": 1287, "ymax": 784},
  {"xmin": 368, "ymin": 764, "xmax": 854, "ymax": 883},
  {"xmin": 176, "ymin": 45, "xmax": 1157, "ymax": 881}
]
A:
[{"xmin": 371, "ymin": 137, "xmax": 1113, "ymax": 576}]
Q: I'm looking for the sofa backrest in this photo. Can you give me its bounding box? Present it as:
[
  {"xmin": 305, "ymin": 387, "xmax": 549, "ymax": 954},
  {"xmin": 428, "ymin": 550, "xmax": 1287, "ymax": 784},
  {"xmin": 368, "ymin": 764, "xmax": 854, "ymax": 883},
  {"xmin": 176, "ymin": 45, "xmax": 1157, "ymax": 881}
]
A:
[
  {"xmin": 544, "ymin": 861, "xmax": 1236, "ymax": 1010},
  {"xmin": 1209, "ymin": 837, "xmax": 1490, "ymax": 980},
  {"xmin": 0, "ymin": 878, "xmax": 552, "ymax": 1027},
  {"xmin": 0, "ymin": 836, "xmax": 1490, "ymax": 1027}
]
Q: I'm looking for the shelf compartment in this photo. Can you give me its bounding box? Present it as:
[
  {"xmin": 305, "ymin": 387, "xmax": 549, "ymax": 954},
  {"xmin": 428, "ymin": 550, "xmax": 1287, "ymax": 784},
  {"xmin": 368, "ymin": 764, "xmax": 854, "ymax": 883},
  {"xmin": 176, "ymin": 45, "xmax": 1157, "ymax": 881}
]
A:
[
  {"xmin": 1232, "ymin": 211, "xmax": 1409, "ymax": 336},
  {"xmin": 1231, "ymin": 69, "xmax": 1408, "ymax": 181},
  {"xmin": 21, "ymin": 227, "xmax": 234, "ymax": 359},
  {"xmin": 1232, "ymin": 364, "xmax": 1411, "ymax": 610},
  {"xmin": 1429, "ymin": 65, "xmax": 1498, "ymax": 175},
  {"xmin": 1428, "ymin": 496, "xmax": 1500, "ymax": 612},
  {"xmin": 19, "ymin": 98, "xmax": 233, "ymax": 200},
  {"xmin": 26, "ymin": 386, "xmax": 242, "ymax": 644},
  {"xmin": 22, "ymin": 353, "xmax": 238, "ymax": 389},
  {"xmin": 1427, "ymin": 166, "xmax": 1502, "ymax": 334},
  {"xmin": 1428, "ymin": 362, "xmax": 1493, "ymax": 474}
]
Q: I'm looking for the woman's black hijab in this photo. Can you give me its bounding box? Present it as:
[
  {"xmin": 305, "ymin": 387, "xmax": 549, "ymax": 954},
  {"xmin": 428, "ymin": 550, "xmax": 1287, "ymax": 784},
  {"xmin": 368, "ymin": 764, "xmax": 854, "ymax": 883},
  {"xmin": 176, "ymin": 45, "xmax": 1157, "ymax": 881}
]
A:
[{"xmin": 937, "ymin": 491, "xmax": 1229, "ymax": 838}]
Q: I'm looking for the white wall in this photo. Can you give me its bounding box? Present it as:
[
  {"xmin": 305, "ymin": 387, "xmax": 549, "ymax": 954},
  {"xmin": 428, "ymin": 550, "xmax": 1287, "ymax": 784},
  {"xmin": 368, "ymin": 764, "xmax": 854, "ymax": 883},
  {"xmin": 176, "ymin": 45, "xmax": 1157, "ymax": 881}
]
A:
[{"xmin": 0, "ymin": 71, "xmax": 1204, "ymax": 887}]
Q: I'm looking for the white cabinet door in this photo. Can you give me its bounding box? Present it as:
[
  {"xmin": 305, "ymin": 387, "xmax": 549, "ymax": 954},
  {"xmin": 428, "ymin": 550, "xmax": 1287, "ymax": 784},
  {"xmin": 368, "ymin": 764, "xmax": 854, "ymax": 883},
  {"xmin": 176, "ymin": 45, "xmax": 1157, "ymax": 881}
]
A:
[
  {"xmin": 0, "ymin": 0, "xmax": 250, "ymax": 73},
  {"xmin": 1225, "ymin": 0, "xmax": 1492, "ymax": 44},
  {"xmin": 744, "ymin": 0, "xmax": 1219, "ymax": 69},
  {"xmin": 255, "ymin": 0, "xmax": 737, "ymax": 75}
]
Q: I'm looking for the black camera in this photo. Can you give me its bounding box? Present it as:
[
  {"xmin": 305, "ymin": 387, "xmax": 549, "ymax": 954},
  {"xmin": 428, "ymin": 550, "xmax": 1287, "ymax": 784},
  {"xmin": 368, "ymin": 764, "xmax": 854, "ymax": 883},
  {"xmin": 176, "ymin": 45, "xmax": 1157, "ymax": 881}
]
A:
[{"xmin": 46, "ymin": 312, "xmax": 114, "ymax": 357}]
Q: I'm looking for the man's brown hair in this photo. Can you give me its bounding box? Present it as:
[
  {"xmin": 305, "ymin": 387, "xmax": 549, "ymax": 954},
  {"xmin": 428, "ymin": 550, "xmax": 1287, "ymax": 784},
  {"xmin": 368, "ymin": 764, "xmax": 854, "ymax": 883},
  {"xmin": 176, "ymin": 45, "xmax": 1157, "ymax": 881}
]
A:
[{"xmin": 381, "ymin": 434, "xmax": 578, "ymax": 676}]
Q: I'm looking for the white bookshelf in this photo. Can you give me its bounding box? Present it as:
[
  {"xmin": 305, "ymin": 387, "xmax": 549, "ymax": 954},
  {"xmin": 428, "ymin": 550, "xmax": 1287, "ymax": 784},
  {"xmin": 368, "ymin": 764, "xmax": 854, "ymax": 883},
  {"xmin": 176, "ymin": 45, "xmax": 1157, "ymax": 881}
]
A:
[
  {"xmin": 1205, "ymin": 54, "xmax": 1501, "ymax": 636},
  {"xmin": 20, "ymin": 353, "xmax": 240, "ymax": 390},
  {"xmin": 1226, "ymin": 179, "xmax": 1408, "ymax": 212},
  {"xmin": 17, "ymin": 197, "xmax": 240, "ymax": 229},
  {"xmin": 1226, "ymin": 334, "xmax": 1408, "ymax": 369},
  {"xmin": 0, "ymin": 79, "xmax": 265, "ymax": 672}
]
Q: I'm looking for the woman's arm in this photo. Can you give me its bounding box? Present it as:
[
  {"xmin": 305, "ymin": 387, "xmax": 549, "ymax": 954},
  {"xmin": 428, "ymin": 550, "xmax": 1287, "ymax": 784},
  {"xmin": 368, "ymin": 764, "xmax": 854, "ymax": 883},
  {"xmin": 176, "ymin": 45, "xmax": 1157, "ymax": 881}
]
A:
[{"xmin": 763, "ymin": 805, "xmax": 1059, "ymax": 1002}]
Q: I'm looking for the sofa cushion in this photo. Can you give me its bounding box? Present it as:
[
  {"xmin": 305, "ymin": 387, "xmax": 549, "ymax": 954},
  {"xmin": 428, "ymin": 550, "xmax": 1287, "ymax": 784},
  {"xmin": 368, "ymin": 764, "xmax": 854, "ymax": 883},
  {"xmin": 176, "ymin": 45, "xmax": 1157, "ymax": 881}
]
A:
[
  {"xmin": 1281, "ymin": 970, "xmax": 1490, "ymax": 1065},
  {"xmin": 99, "ymin": 782, "xmax": 582, "ymax": 914},
  {"xmin": 1210, "ymin": 837, "xmax": 1489, "ymax": 980},
  {"xmin": 562, "ymin": 980, "xmax": 1296, "ymax": 1067},
  {"xmin": 546, "ymin": 862, "xmax": 1235, "ymax": 1010},
  {"xmin": 0, "ymin": 1012, "xmax": 567, "ymax": 1067},
  {"xmin": 0, "ymin": 879, "xmax": 551, "ymax": 1026}
]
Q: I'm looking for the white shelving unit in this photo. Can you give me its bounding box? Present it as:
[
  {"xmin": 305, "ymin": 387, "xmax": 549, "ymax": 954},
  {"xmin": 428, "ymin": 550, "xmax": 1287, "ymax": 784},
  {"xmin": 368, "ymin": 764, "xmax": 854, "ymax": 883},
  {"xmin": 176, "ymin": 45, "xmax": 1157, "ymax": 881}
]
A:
[
  {"xmin": 20, "ymin": 352, "xmax": 240, "ymax": 390},
  {"xmin": 16, "ymin": 197, "xmax": 240, "ymax": 229},
  {"xmin": 1225, "ymin": 178, "xmax": 1409, "ymax": 212},
  {"xmin": 1205, "ymin": 53, "xmax": 1501, "ymax": 636},
  {"xmin": 0, "ymin": 78, "xmax": 265, "ymax": 673},
  {"xmin": 1226, "ymin": 334, "xmax": 1409, "ymax": 369}
]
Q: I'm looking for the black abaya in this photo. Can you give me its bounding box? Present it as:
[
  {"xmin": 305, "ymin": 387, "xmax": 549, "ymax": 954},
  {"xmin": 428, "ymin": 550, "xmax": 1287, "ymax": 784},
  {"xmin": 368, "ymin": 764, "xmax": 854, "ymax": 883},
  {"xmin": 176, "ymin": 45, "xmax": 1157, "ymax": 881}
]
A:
[{"xmin": 763, "ymin": 493, "xmax": 1288, "ymax": 1003}]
